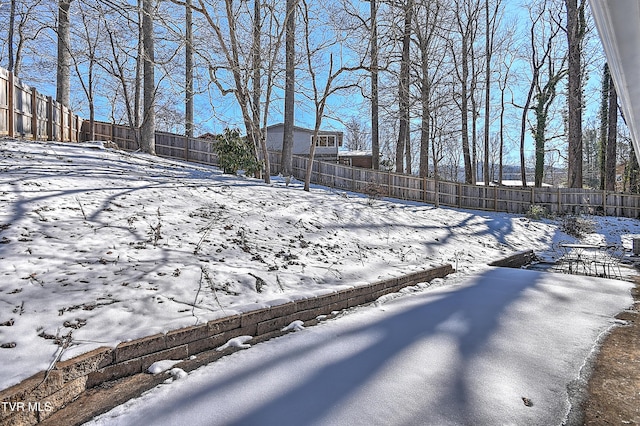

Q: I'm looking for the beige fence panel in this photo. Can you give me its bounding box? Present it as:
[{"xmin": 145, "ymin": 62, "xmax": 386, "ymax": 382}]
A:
[
  {"xmin": 188, "ymin": 137, "xmax": 218, "ymax": 165},
  {"xmin": 0, "ymin": 68, "xmax": 8, "ymax": 136},
  {"xmin": 0, "ymin": 66, "xmax": 82, "ymax": 142}
]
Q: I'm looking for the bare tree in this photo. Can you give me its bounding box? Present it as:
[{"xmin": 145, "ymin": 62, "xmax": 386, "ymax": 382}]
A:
[
  {"xmin": 450, "ymin": 0, "xmax": 481, "ymax": 184},
  {"xmin": 185, "ymin": 0, "xmax": 194, "ymax": 138},
  {"xmin": 368, "ymin": 0, "xmax": 380, "ymax": 169},
  {"xmin": 8, "ymin": 0, "xmax": 15, "ymax": 72},
  {"xmin": 414, "ymin": 0, "xmax": 444, "ymax": 178},
  {"xmin": 598, "ymin": 63, "xmax": 608, "ymax": 189},
  {"xmin": 495, "ymin": 41, "xmax": 515, "ymax": 184},
  {"xmin": 69, "ymin": 1, "xmax": 102, "ymax": 141},
  {"xmin": 56, "ymin": 0, "xmax": 72, "ymax": 106},
  {"xmin": 3, "ymin": 1, "xmax": 46, "ymax": 78},
  {"xmin": 282, "ymin": 0, "xmax": 298, "ymax": 176},
  {"xmin": 565, "ymin": 0, "xmax": 586, "ymax": 188},
  {"xmin": 395, "ymin": 0, "xmax": 412, "ymax": 174},
  {"xmin": 301, "ymin": 0, "xmax": 365, "ymax": 191},
  {"xmin": 517, "ymin": 4, "xmax": 547, "ymax": 187},
  {"xmin": 605, "ymin": 66, "xmax": 617, "ymax": 191},
  {"xmin": 483, "ymin": 0, "xmax": 502, "ymax": 186},
  {"xmin": 141, "ymin": 0, "xmax": 156, "ymax": 154},
  {"xmin": 530, "ymin": 1, "xmax": 566, "ymax": 188},
  {"xmin": 344, "ymin": 116, "xmax": 369, "ymax": 151}
]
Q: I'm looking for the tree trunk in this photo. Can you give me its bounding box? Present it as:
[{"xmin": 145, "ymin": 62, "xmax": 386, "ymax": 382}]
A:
[
  {"xmin": 56, "ymin": 0, "xmax": 72, "ymax": 106},
  {"xmin": 534, "ymin": 102, "xmax": 546, "ymax": 188},
  {"xmin": 396, "ymin": 0, "xmax": 412, "ymax": 174},
  {"xmin": 135, "ymin": 0, "xmax": 144, "ymax": 131},
  {"xmin": 185, "ymin": 0, "xmax": 194, "ymax": 138},
  {"xmin": 461, "ymin": 34, "xmax": 472, "ymax": 184},
  {"xmin": 499, "ymin": 83, "xmax": 505, "ymax": 184},
  {"xmin": 253, "ymin": 0, "xmax": 270, "ymax": 183},
  {"xmin": 419, "ymin": 70, "xmax": 430, "ymax": 178},
  {"xmin": 483, "ymin": 0, "xmax": 492, "ymax": 186},
  {"xmin": 605, "ymin": 72, "xmax": 617, "ymax": 191},
  {"xmin": 8, "ymin": 0, "xmax": 15, "ymax": 73},
  {"xmin": 370, "ymin": 0, "xmax": 380, "ymax": 170},
  {"xmin": 141, "ymin": 0, "xmax": 156, "ymax": 155},
  {"xmin": 282, "ymin": 0, "xmax": 297, "ymax": 176},
  {"xmin": 566, "ymin": 0, "xmax": 585, "ymax": 188},
  {"xmin": 599, "ymin": 63, "xmax": 609, "ymax": 190}
]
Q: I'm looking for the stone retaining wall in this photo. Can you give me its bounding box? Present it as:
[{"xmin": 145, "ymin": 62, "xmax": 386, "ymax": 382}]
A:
[
  {"xmin": 1, "ymin": 264, "xmax": 454, "ymax": 426},
  {"xmin": 488, "ymin": 250, "xmax": 535, "ymax": 269}
]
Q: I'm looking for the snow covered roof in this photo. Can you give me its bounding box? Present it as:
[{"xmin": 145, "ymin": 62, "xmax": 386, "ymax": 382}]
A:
[
  {"xmin": 338, "ymin": 150, "xmax": 373, "ymax": 157},
  {"xmin": 590, "ymin": 0, "xmax": 640, "ymax": 164}
]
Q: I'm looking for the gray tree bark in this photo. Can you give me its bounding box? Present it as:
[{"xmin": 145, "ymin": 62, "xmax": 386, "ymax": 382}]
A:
[
  {"xmin": 605, "ymin": 72, "xmax": 617, "ymax": 191},
  {"xmin": 370, "ymin": 0, "xmax": 380, "ymax": 170},
  {"xmin": 566, "ymin": 0, "xmax": 585, "ymax": 188},
  {"xmin": 56, "ymin": 0, "xmax": 72, "ymax": 106},
  {"xmin": 282, "ymin": 0, "xmax": 297, "ymax": 176},
  {"xmin": 599, "ymin": 63, "xmax": 609, "ymax": 190},
  {"xmin": 141, "ymin": 0, "xmax": 156, "ymax": 155},
  {"xmin": 8, "ymin": 0, "xmax": 16, "ymax": 73},
  {"xmin": 185, "ymin": 0, "xmax": 194, "ymax": 138},
  {"xmin": 396, "ymin": 0, "xmax": 412, "ymax": 174}
]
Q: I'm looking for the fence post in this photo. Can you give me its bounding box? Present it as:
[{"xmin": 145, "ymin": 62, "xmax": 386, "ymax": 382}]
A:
[
  {"xmin": 458, "ymin": 182, "xmax": 462, "ymax": 208},
  {"xmin": 423, "ymin": 176, "xmax": 427, "ymax": 202},
  {"xmin": 351, "ymin": 164, "xmax": 355, "ymax": 192},
  {"xmin": 531, "ymin": 187, "xmax": 535, "ymax": 208},
  {"xmin": 31, "ymin": 89, "xmax": 38, "ymax": 140},
  {"xmin": 557, "ymin": 188, "xmax": 562, "ymax": 214},
  {"xmin": 7, "ymin": 71, "xmax": 14, "ymax": 138},
  {"xmin": 46, "ymin": 97, "xmax": 53, "ymax": 141},
  {"xmin": 603, "ymin": 191, "xmax": 607, "ymax": 216},
  {"xmin": 59, "ymin": 102, "xmax": 64, "ymax": 141}
]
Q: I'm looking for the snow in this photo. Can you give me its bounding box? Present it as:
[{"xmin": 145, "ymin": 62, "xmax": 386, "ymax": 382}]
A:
[
  {"xmin": 216, "ymin": 336, "xmax": 253, "ymax": 351},
  {"xmin": 0, "ymin": 139, "xmax": 637, "ymax": 424},
  {"xmin": 86, "ymin": 268, "xmax": 633, "ymax": 426},
  {"xmin": 147, "ymin": 360, "xmax": 183, "ymax": 375},
  {"xmin": 281, "ymin": 320, "xmax": 305, "ymax": 332}
]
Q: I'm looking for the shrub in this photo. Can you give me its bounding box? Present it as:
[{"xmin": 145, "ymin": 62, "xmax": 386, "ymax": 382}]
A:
[
  {"xmin": 364, "ymin": 181, "xmax": 386, "ymax": 205},
  {"xmin": 213, "ymin": 128, "xmax": 262, "ymax": 176},
  {"xmin": 526, "ymin": 204, "xmax": 550, "ymax": 220},
  {"xmin": 560, "ymin": 215, "xmax": 596, "ymax": 238}
]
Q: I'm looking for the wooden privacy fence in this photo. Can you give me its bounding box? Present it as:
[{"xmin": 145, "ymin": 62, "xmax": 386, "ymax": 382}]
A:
[
  {"xmin": 268, "ymin": 152, "xmax": 640, "ymax": 219},
  {"xmin": 85, "ymin": 121, "xmax": 219, "ymax": 166},
  {"xmin": 0, "ymin": 67, "xmax": 83, "ymax": 142},
  {"xmin": 85, "ymin": 121, "xmax": 640, "ymax": 219}
]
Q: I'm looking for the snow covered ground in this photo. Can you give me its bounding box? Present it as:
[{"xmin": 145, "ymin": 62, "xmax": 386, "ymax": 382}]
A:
[
  {"xmin": 85, "ymin": 267, "xmax": 633, "ymax": 426},
  {"xmin": 0, "ymin": 139, "xmax": 637, "ymax": 421}
]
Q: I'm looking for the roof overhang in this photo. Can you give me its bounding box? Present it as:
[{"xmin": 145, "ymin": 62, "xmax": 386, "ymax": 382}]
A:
[{"xmin": 589, "ymin": 0, "xmax": 640, "ymax": 164}]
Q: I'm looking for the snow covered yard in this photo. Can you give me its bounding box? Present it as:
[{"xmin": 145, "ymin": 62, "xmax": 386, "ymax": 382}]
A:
[
  {"xmin": 85, "ymin": 268, "xmax": 634, "ymax": 426},
  {"xmin": 0, "ymin": 138, "xmax": 638, "ymax": 399}
]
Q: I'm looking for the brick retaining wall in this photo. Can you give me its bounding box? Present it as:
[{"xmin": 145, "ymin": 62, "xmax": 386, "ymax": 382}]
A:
[{"xmin": 1, "ymin": 264, "xmax": 454, "ymax": 426}]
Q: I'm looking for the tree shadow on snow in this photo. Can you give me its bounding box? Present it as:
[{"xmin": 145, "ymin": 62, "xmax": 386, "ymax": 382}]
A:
[{"xmin": 140, "ymin": 267, "xmax": 543, "ymax": 426}]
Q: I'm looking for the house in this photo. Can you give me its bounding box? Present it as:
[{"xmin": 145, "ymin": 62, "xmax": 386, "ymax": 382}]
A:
[
  {"xmin": 338, "ymin": 151, "xmax": 374, "ymax": 169},
  {"xmin": 265, "ymin": 123, "xmax": 343, "ymax": 161}
]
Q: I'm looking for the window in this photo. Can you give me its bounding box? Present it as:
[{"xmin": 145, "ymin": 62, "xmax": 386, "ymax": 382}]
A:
[{"xmin": 312, "ymin": 134, "xmax": 336, "ymax": 147}]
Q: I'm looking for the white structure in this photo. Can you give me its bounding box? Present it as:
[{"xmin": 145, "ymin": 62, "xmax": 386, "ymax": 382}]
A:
[
  {"xmin": 265, "ymin": 123, "xmax": 343, "ymax": 161},
  {"xmin": 590, "ymin": 0, "xmax": 640, "ymax": 164}
]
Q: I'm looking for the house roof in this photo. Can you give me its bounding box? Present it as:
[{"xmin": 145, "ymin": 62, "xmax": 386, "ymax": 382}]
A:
[
  {"xmin": 265, "ymin": 123, "xmax": 343, "ymax": 136},
  {"xmin": 338, "ymin": 150, "xmax": 373, "ymax": 157}
]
